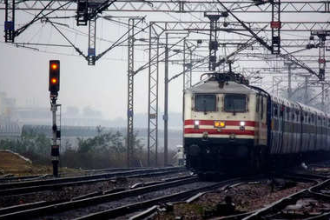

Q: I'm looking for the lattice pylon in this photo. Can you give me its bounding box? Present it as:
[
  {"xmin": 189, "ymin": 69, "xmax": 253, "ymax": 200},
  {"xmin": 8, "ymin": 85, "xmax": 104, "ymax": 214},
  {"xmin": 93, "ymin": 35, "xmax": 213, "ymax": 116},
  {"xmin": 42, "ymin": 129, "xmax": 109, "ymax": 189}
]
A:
[
  {"xmin": 87, "ymin": 17, "xmax": 96, "ymax": 65},
  {"xmin": 127, "ymin": 18, "xmax": 135, "ymax": 167},
  {"xmin": 271, "ymin": 0, "xmax": 281, "ymax": 54},
  {"xmin": 319, "ymin": 37, "xmax": 326, "ymax": 81},
  {"xmin": 147, "ymin": 23, "xmax": 159, "ymax": 167},
  {"xmin": 4, "ymin": 0, "xmax": 15, "ymax": 42}
]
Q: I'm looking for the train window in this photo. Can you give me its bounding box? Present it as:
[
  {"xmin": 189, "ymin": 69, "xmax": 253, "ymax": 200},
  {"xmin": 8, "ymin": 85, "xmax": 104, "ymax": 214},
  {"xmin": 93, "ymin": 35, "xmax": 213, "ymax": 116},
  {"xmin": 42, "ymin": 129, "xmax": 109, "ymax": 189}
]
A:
[
  {"xmin": 280, "ymin": 106, "xmax": 283, "ymax": 117},
  {"xmin": 261, "ymin": 97, "xmax": 264, "ymax": 119},
  {"xmin": 194, "ymin": 94, "xmax": 217, "ymax": 112},
  {"xmin": 273, "ymin": 105, "xmax": 278, "ymax": 117},
  {"xmin": 256, "ymin": 95, "xmax": 259, "ymax": 113},
  {"xmin": 296, "ymin": 110, "xmax": 300, "ymax": 122},
  {"xmin": 224, "ymin": 94, "xmax": 247, "ymax": 113}
]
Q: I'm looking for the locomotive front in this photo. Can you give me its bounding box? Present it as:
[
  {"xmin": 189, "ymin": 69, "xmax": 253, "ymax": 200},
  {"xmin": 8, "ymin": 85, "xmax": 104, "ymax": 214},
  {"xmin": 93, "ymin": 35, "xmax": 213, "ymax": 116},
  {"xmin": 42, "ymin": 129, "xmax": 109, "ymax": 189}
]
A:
[{"xmin": 184, "ymin": 74, "xmax": 265, "ymax": 173}]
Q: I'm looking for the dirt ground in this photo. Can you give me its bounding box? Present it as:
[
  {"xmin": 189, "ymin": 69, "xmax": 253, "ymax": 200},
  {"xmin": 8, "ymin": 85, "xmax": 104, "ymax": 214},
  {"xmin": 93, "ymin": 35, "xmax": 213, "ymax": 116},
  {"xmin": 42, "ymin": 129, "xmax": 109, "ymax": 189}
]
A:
[
  {"xmin": 0, "ymin": 150, "xmax": 78, "ymax": 176},
  {"xmin": 156, "ymin": 180, "xmax": 313, "ymax": 219}
]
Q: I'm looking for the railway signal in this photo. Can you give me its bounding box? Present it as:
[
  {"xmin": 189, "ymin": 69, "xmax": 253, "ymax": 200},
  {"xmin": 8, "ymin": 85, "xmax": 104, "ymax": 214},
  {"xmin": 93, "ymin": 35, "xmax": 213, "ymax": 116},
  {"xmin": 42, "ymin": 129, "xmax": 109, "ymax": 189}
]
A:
[
  {"xmin": 48, "ymin": 60, "xmax": 61, "ymax": 177},
  {"xmin": 49, "ymin": 60, "xmax": 60, "ymax": 96}
]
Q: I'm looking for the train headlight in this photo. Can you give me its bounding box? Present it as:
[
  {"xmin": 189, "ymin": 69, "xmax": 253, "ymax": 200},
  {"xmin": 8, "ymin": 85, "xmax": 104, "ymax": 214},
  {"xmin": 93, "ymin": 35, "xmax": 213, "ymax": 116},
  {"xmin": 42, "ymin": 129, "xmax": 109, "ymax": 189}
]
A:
[
  {"xmin": 194, "ymin": 120, "xmax": 200, "ymax": 129},
  {"xmin": 240, "ymin": 121, "xmax": 245, "ymax": 131},
  {"xmin": 214, "ymin": 121, "xmax": 225, "ymax": 128}
]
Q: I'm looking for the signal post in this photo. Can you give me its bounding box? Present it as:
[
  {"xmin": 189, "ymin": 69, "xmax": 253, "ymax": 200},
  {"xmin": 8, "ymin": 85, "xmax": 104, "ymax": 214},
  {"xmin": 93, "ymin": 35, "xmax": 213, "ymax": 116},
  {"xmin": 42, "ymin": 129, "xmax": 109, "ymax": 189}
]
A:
[{"xmin": 49, "ymin": 60, "xmax": 61, "ymax": 177}]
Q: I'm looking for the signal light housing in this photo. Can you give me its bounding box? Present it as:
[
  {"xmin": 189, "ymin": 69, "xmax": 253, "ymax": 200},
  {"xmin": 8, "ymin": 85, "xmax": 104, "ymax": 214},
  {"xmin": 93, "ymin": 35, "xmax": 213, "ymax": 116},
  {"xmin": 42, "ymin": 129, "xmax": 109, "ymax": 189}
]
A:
[{"xmin": 49, "ymin": 60, "xmax": 60, "ymax": 96}]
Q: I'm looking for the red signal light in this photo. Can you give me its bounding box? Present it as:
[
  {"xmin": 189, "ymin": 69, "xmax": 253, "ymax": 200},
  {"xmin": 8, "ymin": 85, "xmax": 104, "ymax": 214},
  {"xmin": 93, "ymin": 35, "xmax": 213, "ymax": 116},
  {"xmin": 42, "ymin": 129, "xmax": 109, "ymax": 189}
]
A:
[
  {"xmin": 49, "ymin": 60, "xmax": 60, "ymax": 96},
  {"xmin": 51, "ymin": 78, "xmax": 57, "ymax": 84},
  {"xmin": 51, "ymin": 64, "xmax": 58, "ymax": 70}
]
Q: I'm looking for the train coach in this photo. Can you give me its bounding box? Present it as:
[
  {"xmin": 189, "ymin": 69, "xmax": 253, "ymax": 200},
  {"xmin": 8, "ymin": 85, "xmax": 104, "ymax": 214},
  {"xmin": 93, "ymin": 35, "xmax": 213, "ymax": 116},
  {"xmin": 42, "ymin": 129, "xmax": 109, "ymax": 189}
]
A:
[{"xmin": 183, "ymin": 72, "xmax": 330, "ymax": 174}]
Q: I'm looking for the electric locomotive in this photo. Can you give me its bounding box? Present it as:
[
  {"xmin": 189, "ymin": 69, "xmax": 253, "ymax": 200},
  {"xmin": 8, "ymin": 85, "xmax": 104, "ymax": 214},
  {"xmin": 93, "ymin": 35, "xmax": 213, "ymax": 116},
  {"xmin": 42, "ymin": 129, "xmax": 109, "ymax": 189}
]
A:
[{"xmin": 183, "ymin": 72, "xmax": 330, "ymax": 174}]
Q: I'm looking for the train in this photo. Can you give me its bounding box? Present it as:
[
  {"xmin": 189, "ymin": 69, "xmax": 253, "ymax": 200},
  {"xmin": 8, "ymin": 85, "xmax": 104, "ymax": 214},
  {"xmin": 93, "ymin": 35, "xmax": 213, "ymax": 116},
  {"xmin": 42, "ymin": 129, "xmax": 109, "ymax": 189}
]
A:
[{"xmin": 183, "ymin": 71, "xmax": 330, "ymax": 174}]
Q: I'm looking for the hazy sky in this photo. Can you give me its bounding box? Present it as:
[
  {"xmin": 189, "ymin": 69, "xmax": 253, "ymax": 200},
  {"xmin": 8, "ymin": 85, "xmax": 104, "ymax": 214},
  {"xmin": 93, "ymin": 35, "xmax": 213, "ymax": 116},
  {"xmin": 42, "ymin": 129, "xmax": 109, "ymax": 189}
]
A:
[
  {"xmin": 0, "ymin": 2, "xmax": 329, "ymax": 120},
  {"xmin": 0, "ymin": 12, "xmax": 188, "ymax": 120}
]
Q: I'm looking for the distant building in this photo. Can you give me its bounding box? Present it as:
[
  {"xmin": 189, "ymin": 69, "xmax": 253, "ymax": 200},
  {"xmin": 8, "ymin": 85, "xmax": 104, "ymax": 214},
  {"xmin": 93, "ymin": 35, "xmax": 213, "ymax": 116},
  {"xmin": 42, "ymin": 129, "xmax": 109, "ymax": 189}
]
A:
[
  {"xmin": 0, "ymin": 92, "xmax": 16, "ymax": 120},
  {"xmin": 0, "ymin": 121, "xmax": 21, "ymax": 140},
  {"xmin": 0, "ymin": 93, "xmax": 21, "ymax": 140}
]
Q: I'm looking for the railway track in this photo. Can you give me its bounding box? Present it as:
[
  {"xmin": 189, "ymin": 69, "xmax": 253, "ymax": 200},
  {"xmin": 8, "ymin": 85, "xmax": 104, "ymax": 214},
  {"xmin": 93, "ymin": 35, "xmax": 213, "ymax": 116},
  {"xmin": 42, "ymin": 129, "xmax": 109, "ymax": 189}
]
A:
[
  {"xmin": 0, "ymin": 175, "xmax": 202, "ymax": 220},
  {"xmin": 0, "ymin": 167, "xmax": 166, "ymax": 184},
  {"xmin": 241, "ymin": 180, "xmax": 330, "ymax": 220},
  {"xmin": 126, "ymin": 170, "xmax": 322, "ymax": 220},
  {"xmin": 3, "ymin": 166, "xmax": 329, "ymax": 219},
  {"xmin": 0, "ymin": 174, "xmax": 51, "ymax": 183},
  {"xmin": 0, "ymin": 175, "xmax": 193, "ymax": 217},
  {"xmin": 73, "ymin": 178, "xmax": 241, "ymax": 220},
  {"xmin": 0, "ymin": 167, "xmax": 185, "ymax": 196},
  {"xmin": 213, "ymin": 171, "xmax": 330, "ymax": 220}
]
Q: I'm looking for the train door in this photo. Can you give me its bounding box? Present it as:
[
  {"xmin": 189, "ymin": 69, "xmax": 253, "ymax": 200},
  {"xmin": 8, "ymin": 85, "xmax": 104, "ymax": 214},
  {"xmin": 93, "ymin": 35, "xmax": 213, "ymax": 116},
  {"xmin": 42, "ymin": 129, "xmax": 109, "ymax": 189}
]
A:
[
  {"xmin": 320, "ymin": 116, "xmax": 326, "ymax": 150},
  {"xmin": 306, "ymin": 112, "xmax": 310, "ymax": 152},
  {"xmin": 260, "ymin": 96, "xmax": 264, "ymax": 144},
  {"xmin": 315, "ymin": 114, "xmax": 319, "ymax": 151},
  {"xmin": 290, "ymin": 108, "xmax": 296, "ymax": 153},
  {"xmin": 296, "ymin": 109, "xmax": 300, "ymax": 153},
  {"xmin": 278, "ymin": 103, "xmax": 284, "ymax": 154},
  {"xmin": 256, "ymin": 94, "xmax": 267, "ymax": 146},
  {"xmin": 286, "ymin": 107, "xmax": 292, "ymax": 153},
  {"xmin": 255, "ymin": 94, "xmax": 261, "ymax": 146},
  {"xmin": 271, "ymin": 103, "xmax": 279, "ymax": 154},
  {"xmin": 328, "ymin": 119, "xmax": 330, "ymax": 150},
  {"xmin": 324, "ymin": 117, "xmax": 328, "ymax": 150},
  {"xmin": 260, "ymin": 95, "xmax": 267, "ymax": 145}
]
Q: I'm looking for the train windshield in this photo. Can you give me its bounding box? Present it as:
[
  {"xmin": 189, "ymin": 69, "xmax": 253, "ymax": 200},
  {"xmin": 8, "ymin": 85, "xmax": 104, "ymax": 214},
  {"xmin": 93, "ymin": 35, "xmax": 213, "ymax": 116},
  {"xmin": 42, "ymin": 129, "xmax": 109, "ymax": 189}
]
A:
[
  {"xmin": 195, "ymin": 94, "xmax": 216, "ymax": 112},
  {"xmin": 224, "ymin": 94, "xmax": 247, "ymax": 112}
]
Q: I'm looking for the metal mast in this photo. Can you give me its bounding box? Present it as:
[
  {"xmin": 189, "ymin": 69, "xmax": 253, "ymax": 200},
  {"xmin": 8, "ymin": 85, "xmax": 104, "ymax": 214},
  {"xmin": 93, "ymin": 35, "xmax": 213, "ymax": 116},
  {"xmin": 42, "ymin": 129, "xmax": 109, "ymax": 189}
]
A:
[
  {"xmin": 164, "ymin": 33, "xmax": 169, "ymax": 166},
  {"xmin": 271, "ymin": 0, "xmax": 281, "ymax": 54},
  {"xmin": 147, "ymin": 24, "xmax": 160, "ymax": 167},
  {"xmin": 304, "ymin": 76, "xmax": 309, "ymax": 104},
  {"xmin": 127, "ymin": 18, "xmax": 135, "ymax": 167},
  {"xmin": 284, "ymin": 61, "xmax": 294, "ymax": 99},
  {"xmin": 311, "ymin": 30, "xmax": 329, "ymax": 111},
  {"xmin": 205, "ymin": 13, "xmax": 220, "ymax": 71},
  {"xmin": 312, "ymin": 31, "xmax": 329, "ymax": 81},
  {"xmin": 4, "ymin": 0, "xmax": 15, "ymax": 42},
  {"xmin": 87, "ymin": 17, "xmax": 96, "ymax": 65}
]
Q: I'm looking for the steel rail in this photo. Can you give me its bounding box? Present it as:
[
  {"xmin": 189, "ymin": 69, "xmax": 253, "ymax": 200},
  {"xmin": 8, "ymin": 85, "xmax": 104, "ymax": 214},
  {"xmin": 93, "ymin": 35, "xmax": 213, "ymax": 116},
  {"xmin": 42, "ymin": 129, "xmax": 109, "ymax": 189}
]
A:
[
  {"xmin": 0, "ymin": 176, "xmax": 198, "ymax": 220},
  {"xmin": 0, "ymin": 169, "xmax": 186, "ymax": 196},
  {"xmin": 73, "ymin": 177, "xmax": 242, "ymax": 220},
  {"xmin": 0, "ymin": 167, "xmax": 184, "ymax": 190},
  {"xmin": 243, "ymin": 178, "xmax": 330, "ymax": 220},
  {"xmin": 0, "ymin": 175, "xmax": 192, "ymax": 216}
]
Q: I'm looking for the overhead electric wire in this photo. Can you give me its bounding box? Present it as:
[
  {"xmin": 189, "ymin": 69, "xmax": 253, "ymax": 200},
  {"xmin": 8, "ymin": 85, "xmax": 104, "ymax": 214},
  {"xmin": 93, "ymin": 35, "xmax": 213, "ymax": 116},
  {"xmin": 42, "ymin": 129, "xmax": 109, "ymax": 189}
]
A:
[
  {"xmin": 133, "ymin": 35, "xmax": 188, "ymax": 75},
  {"xmin": 46, "ymin": 19, "xmax": 87, "ymax": 59},
  {"xmin": 216, "ymin": 0, "xmax": 319, "ymax": 78},
  {"xmin": 0, "ymin": 41, "xmax": 149, "ymax": 63},
  {"xmin": 96, "ymin": 17, "xmax": 147, "ymax": 61}
]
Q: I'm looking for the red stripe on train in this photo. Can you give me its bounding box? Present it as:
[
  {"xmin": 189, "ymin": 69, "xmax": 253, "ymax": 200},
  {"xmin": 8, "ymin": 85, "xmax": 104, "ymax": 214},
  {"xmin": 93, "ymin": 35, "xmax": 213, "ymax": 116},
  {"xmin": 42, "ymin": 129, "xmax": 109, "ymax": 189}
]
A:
[
  {"xmin": 184, "ymin": 120, "xmax": 257, "ymax": 127},
  {"xmin": 184, "ymin": 128, "xmax": 255, "ymax": 136}
]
